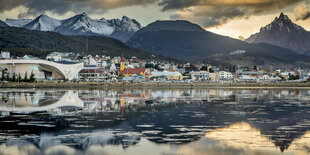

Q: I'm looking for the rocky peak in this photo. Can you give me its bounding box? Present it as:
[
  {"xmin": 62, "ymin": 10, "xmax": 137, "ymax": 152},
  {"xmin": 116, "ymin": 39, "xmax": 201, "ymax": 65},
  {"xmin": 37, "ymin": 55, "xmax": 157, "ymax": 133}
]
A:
[{"xmin": 260, "ymin": 13, "xmax": 305, "ymax": 33}]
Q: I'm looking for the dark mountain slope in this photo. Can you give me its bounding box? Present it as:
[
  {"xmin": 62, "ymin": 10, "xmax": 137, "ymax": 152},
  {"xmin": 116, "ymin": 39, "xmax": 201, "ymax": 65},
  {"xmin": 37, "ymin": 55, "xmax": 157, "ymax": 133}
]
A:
[
  {"xmin": 0, "ymin": 26, "xmax": 169, "ymax": 60},
  {"xmin": 0, "ymin": 20, "xmax": 8, "ymax": 27},
  {"xmin": 128, "ymin": 20, "xmax": 310, "ymax": 68}
]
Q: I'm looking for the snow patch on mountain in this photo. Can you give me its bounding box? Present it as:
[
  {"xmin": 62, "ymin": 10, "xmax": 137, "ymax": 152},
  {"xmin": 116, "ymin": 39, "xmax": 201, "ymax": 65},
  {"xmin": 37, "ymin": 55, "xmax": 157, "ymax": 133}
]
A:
[
  {"xmin": 55, "ymin": 12, "xmax": 115, "ymax": 36},
  {"xmin": 23, "ymin": 14, "xmax": 61, "ymax": 31},
  {"xmin": 11, "ymin": 12, "xmax": 142, "ymax": 42},
  {"xmin": 5, "ymin": 19, "xmax": 32, "ymax": 27}
]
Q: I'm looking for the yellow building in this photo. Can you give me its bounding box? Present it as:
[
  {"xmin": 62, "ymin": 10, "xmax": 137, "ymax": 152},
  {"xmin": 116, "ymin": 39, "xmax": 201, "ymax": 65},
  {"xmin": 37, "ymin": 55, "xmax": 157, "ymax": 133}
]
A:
[{"xmin": 119, "ymin": 56, "xmax": 147, "ymax": 77}]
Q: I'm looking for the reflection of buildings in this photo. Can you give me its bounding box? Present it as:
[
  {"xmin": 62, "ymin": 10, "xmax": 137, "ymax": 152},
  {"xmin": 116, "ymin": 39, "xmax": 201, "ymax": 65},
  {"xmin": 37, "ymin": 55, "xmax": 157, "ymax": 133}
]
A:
[
  {"xmin": 1, "ymin": 89, "xmax": 310, "ymax": 154},
  {"xmin": 0, "ymin": 90, "xmax": 83, "ymax": 113}
]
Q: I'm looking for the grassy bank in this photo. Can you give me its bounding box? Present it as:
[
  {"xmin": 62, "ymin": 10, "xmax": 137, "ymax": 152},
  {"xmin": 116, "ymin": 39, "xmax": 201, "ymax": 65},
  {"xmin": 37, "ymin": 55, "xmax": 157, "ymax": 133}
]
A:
[{"xmin": 1, "ymin": 82, "xmax": 310, "ymax": 89}]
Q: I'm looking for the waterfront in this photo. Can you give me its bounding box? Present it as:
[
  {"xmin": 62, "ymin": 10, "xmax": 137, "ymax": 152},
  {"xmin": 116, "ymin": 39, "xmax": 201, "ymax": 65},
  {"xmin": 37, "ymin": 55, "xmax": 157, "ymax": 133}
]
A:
[{"xmin": 1, "ymin": 89, "xmax": 310, "ymax": 155}]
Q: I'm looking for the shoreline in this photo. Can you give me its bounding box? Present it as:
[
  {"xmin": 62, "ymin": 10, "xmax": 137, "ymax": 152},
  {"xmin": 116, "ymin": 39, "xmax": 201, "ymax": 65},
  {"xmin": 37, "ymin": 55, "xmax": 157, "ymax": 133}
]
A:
[{"xmin": 1, "ymin": 82, "xmax": 310, "ymax": 90}]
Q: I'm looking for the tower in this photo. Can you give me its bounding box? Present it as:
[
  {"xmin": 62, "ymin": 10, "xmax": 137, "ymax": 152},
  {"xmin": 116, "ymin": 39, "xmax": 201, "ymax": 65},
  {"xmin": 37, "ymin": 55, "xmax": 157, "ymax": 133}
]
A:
[{"xmin": 120, "ymin": 55, "xmax": 125, "ymax": 71}]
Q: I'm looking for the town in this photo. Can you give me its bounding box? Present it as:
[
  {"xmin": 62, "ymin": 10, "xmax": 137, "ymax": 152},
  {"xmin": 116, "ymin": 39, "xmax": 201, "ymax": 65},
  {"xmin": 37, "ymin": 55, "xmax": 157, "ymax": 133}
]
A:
[{"xmin": 0, "ymin": 50, "xmax": 308, "ymax": 83}]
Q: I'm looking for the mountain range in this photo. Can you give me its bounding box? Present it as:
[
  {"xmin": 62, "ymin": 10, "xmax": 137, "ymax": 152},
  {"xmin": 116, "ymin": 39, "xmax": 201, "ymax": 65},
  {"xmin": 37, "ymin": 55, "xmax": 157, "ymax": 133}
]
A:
[
  {"xmin": 0, "ymin": 26, "xmax": 172, "ymax": 61},
  {"xmin": 246, "ymin": 13, "xmax": 310, "ymax": 55},
  {"xmin": 1, "ymin": 12, "xmax": 310, "ymax": 68},
  {"xmin": 127, "ymin": 19, "xmax": 310, "ymax": 69},
  {"xmin": 4, "ymin": 13, "xmax": 142, "ymax": 42}
]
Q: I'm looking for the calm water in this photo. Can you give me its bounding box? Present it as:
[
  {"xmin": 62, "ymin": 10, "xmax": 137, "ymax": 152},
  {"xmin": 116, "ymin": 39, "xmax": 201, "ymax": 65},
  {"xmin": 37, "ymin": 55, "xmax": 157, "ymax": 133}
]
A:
[{"xmin": 0, "ymin": 89, "xmax": 310, "ymax": 155}]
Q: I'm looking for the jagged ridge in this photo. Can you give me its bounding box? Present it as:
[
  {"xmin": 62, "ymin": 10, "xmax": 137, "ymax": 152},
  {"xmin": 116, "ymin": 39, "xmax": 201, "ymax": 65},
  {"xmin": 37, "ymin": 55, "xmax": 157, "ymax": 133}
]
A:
[
  {"xmin": 246, "ymin": 13, "xmax": 310, "ymax": 55},
  {"xmin": 4, "ymin": 13, "xmax": 142, "ymax": 42}
]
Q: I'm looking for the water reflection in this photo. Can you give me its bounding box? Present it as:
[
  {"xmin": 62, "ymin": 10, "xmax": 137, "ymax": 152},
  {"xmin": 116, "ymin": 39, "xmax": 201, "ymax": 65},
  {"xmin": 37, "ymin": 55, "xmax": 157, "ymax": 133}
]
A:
[{"xmin": 1, "ymin": 89, "xmax": 310, "ymax": 154}]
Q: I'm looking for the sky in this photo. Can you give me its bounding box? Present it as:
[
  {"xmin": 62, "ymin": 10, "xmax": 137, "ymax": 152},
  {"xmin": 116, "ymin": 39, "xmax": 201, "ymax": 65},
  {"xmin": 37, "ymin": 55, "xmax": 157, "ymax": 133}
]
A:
[{"xmin": 0, "ymin": 0, "xmax": 310, "ymax": 39}]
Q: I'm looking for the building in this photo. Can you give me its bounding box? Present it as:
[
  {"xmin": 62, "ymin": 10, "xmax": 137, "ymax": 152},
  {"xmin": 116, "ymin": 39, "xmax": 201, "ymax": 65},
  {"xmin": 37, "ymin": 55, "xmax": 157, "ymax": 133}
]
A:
[
  {"xmin": 238, "ymin": 71, "xmax": 264, "ymax": 78},
  {"xmin": 151, "ymin": 71, "xmax": 183, "ymax": 81},
  {"xmin": 46, "ymin": 52, "xmax": 76, "ymax": 62},
  {"xmin": 230, "ymin": 50, "xmax": 246, "ymax": 55},
  {"xmin": 218, "ymin": 71, "xmax": 234, "ymax": 81},
  {"xmin": 79, "ymin": 66, "xmax": 109, "ymax": 81},
  {"xmin": 119, "ymin": 56, "xmax": 147, "ymax": 77},
  {"xmin": 0, "ymin": 51, "xmax": 10, "ymax": 59},
  {"xmin": 209, "ymin": 73, "xmax": 217, "ymax": 81},
  {"xmin": 120, "ymin": 68, "xmax": 147, "ymax": 77},
  {"xmin": 190, "ymin": 71, "xmax": 210, "ymax": 81},
  {"xmin": 0, "ymin": 59, "xmax": 84, "ymax": 81}
]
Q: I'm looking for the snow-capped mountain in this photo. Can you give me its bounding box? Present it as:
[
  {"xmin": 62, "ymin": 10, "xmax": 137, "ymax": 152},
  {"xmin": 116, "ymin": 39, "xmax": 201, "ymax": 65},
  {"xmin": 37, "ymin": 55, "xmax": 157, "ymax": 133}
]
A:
[
  {"xmin": 23, "ymin": 14, "xmax": 61, "ymax": 31},
  {"xmin": 109, "ymin": 16, "xmax": 142, "ymax": 42},
  {"xmin": 54, "ymin": 12, "xmax": 115, "ymax": 36},
  {"xmin": 6, "ymin": 12, "xmax": 142, "ymax": 42},
  {"xmin": 246, "ymin": 13, "xmax": 310, "ymax": 55},
  {"xmin": 5, "ymin": 19, "xmax": 32, "ymax": 27}
]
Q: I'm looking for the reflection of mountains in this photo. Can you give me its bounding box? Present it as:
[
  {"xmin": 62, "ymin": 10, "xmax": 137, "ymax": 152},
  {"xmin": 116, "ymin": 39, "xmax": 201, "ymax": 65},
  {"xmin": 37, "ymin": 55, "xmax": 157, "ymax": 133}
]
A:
[{"xmin": 1, "ymin": 89, "xmax": 310, "ymax": 153}]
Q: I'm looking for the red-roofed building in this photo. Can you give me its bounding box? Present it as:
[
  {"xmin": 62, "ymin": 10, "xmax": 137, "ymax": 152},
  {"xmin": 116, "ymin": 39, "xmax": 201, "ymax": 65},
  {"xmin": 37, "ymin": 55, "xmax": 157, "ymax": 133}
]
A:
[
  {"xmin": 120, "ymin": 68, "xmax": 147, "ymax": 77},
  {"xmin": 79, "ymin": 67, "xmax": 109, "ymax": 81},
  {"xmin": 119, "ymin": 55, "xmax": 147, "ymax": 77}
]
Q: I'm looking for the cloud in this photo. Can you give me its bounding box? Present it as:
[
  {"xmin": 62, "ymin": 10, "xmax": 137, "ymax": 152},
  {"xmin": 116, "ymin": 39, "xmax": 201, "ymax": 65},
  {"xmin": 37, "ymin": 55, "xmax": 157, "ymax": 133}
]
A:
[
  {"xmin": 294, "ymin": 3, "xmax": 310, "ymax": 20},
  {"xmin": 162, "ymin": 0, "xmax": 303, "ymax": 28},
  {"xmin": 170, "ymin": 6, "xmax": 249, "ymax": 27},
  {"xmin": 0, "ymin": 0, "xmax": 306, "ymax": 27},
  {"xmin": 0, "ymin": 0, "xmax": 158, "ymax": 18},
  {"xmin": 158, "ymin": 0, "xmax": 302, "ymax": 12}
]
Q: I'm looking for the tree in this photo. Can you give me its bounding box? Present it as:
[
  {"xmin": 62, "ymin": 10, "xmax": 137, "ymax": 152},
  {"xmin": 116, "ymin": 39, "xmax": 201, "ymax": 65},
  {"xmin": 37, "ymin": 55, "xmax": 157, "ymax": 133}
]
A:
[
  {"xmin": 253, "ymin": 65, "xmax": 257, "ymax": 71},
  {"xmin": 29, "ymin": 71, "xmax": 35, "ymax": 82},
  {"xmin": 24, "ymin": 71, "xmax": 28, "ymax": 82},
  {"xmin": 6, "ymin": 72, "xmax": 10, "ymax": 81},
  {"xmin": 1, "ymin": 70, "xmax": 4, "ymax": 81},
  {"xmin": 12, "ymin": 72, "xmax": 16, "ymax": 82},
  {"xmin": 18, "ymin": 73, "xmax": 21, "ymax": 82}
]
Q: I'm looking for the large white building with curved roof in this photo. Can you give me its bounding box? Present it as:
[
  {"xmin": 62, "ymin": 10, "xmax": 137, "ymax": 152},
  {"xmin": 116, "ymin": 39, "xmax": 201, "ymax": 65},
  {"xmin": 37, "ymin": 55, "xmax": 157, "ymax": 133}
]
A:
[{"xmin": 0, "ymin": 59, "xmax": 84, "ymax": 80}]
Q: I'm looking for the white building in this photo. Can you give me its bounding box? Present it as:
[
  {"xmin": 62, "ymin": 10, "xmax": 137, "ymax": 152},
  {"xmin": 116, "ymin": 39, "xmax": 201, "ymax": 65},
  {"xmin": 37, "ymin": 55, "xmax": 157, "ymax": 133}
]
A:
[
  {"xmin": 239, "ymin": 75, "xmax": 257, "ymax": 82},
  {"xmin": 46, "ymin": 52, "xmax": 64, "ymax": 61},
  {"xmin": 0, "ymin": 59, "xmax": 84, "ymax": 81},
  {"xmin": 218, "ymin": 71, "xmax": 234, "ymax": 81},
  {"xmin": 1, "ymin": 51, "xmax": 10, "ymax": 59},
  {"xmin": 46, "ymin": 52, "xmax": 76, "ymax": 62},
  {"xmin": 190, "ymin": 71, "xmax": 210, "ymax": 81},
  {"xmin": 230, "ymin": 50, "xmax": 246, "ymax": 55},
  {"xmin": 151, "ymin": 71, "xmax": 183, "ymax": 80},
  {"xmin": 258, "ymin": 75, "xmax": 281, "ymax": 82}
]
